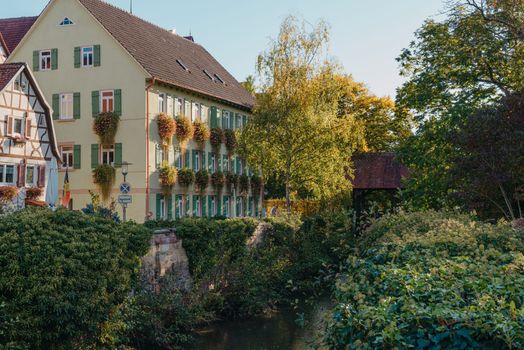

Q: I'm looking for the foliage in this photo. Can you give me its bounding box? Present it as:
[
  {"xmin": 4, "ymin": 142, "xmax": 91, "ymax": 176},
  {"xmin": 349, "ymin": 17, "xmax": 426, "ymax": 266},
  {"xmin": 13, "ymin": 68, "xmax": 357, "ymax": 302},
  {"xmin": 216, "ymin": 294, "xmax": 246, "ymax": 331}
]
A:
[
  {"xmin": 177, "ymin": 168, "xmax": 195, "ymax": 188},
  {"xmin": 250, "ymin": 174, "xmax": 262, "ymax": 199},
  {"xmin": 224, "ymin": 129, "xmax": 237, "ymax": 155},
  {"xmin": 93, "ymin": 112, "xmax": 120, "ymax": 145},
  {"xmin": 92, "ymin": 164, "xmax": 116, "ymax": 201},
  {"xmin": 0, "ymin": 208, "xmax": 150, "ymax": 349},
  {"xmin": 226, "ymin": 171, "xmax": 239, "ymax": 190},
  {"xmin": 241, "ymin": 75, "xmax": 256, "ymax": 96},
  {"xmin": 210, "ymin": 128, "xmax": 224, "ymax": 154},
  {"xmin": 25, "ymin": 187, "xmax": 42, "ymax": 200},
  {"xmin": 239, "ymin": 174, "xmax": 250, "ymax": 194},
  {"xmin": 81, "ymin": 190, "xmax": 121, "ymax": 223},
  {"xmin": 0, "ymin": 186, "xmax": 18, "ymax": 202},
  {"xmin": 211, "ymin": 171, "xmax": 225, "ymax": 191},
  {"xmin": 175, "ymin": 116, "xmax": 193, "ymax": 149},
  {"xmin": 396, "ymin": 0, "xmax": 524, "ymax": 210},
  {"xmin": 157, "ymin": 113, "xmax": 176, "ymax": 146},
  {"xmin": 325, "ymin": 211, "xmax": 524, "ymax": 349},
  {"xmin": 158, "ymin": 162, "xmax": 178, "ymax": 196},
  {"xmin": 449, "ymin": 93, "xmax": 524, "ymax": 220},
  {"xmin": 195, "ymin": 169, "xmax": 210, "ymax": 192},
  {"xmin": 240, "ymin": 16, "xmax": 363, "ymax": 212},
  {"xmin": 193, "ymin": 121, "xmax": 210, "ymax": 149}
]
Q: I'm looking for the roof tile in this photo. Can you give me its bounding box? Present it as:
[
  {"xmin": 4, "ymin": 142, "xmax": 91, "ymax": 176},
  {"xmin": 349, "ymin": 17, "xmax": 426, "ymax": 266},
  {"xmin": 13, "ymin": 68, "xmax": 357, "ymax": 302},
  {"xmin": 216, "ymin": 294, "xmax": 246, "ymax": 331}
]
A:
[
  {"xmin": 0, "ymin": 17, "xmax": 37, "ymax": 53},
  {"xmin": 0, "ymin": 62, "xmax": 24, "ymax": 92}
]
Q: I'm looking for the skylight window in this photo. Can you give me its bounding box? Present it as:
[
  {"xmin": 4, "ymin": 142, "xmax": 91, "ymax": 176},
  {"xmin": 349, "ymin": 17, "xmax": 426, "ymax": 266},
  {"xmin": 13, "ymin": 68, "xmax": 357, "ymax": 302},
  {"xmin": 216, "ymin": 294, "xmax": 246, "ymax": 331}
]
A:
[
  {"xmin": 214, "ymin": 74, "xmax": 224, "ymax": 84},
  {"xmin": 203, "ymin": 69, "xmax": 214, "ymax": 81},
  {"xmin": 59, "ymin": 17, "xmax": 74, "ymax": 26},
  {"xmin": 176, "ymin": 59, "xmax": 188, "ymax": 71}
]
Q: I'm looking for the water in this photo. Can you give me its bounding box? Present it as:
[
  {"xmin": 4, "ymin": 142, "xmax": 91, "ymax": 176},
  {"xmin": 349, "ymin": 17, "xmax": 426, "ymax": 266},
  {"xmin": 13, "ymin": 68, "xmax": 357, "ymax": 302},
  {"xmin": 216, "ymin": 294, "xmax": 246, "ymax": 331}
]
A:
[{"xmin": 189, "ymin": 299, "xmax": 332, "ymax": 350}]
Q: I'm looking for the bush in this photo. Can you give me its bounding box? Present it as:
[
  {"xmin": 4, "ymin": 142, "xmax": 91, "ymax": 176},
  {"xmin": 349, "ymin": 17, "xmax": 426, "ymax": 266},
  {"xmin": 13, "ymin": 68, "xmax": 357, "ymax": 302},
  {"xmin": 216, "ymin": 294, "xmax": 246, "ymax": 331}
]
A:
[
  {"xmin": 325, "ymin": 211, "xmax": 524, "ymax": 349},
  {"xmin": 0, "ymin": 208, "xmax": 150, "ymax": 349}
]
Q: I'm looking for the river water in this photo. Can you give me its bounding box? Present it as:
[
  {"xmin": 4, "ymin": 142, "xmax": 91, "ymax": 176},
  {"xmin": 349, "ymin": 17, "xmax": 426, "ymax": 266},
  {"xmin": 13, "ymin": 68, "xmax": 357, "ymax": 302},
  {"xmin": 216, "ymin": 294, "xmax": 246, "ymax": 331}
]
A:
[{"xmin": 189, "ymin": 299, "xmax": 332, "ymax": 350}]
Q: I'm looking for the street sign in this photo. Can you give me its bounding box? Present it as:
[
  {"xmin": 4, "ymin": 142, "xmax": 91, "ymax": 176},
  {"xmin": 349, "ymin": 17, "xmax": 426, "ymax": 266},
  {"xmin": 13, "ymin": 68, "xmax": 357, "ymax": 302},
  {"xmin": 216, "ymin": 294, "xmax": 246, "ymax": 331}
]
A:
[
  {"xmin": 118, "ymin": 195, "xmax": 132, "ymax": 204},
  {"xmin": 120, "ymin": 182, "xmax": 131, "ymax": 194}
]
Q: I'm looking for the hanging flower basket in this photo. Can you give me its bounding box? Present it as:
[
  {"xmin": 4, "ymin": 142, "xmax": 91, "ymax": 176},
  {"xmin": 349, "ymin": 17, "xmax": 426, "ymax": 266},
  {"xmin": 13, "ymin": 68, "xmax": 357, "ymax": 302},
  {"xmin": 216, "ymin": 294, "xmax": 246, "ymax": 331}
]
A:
[
  {"xmin": 175, "ymin": 116, "xmax": 194, "ymax": 151},
  {"xmin": 157, "ymin": 113, "xmax": 176, "ymax": 146},
  {"xmin": 25, "ymin": 187, "xmax": 43, "ymax": 200},
  {"xmin": 193, "ymin": 121, "xmax": 210, "ymax": 150},
  {"xmin": 159, "ymin": 163, "xmax": 177, "ymax": 195},
  {"xmin": 178, "ymin": 168, "xmax": 195, "ymax": 187},
  {"xmin": 224, "ymin": 129, "xmax": 237, "ymax": 155},
  {"xmin": 239, "ymin": 174, "xmax": 250, "ymax": 194},
  {"xmin": 226, "ymin": 172, "xmax": 239, "ymax": 191},
  {"xmin": 250, "ymin": 175, "xmax": 262, "ymax": 199},
  {"xmin": 0, "ymin": 186, "xmax": 18, "ymax": 202},
  {"xmin": 93, "ymin": 112, "xmax": 120, "ymax": 145},
  {"xmin": 210, "ymin": 128, "xmax": 224, "ymax": 154},
  {"xmin": 92, "ymin": 164, "xmax": 116, "ymax": 201},
  {"xmin": 211, "ymin": 171, "xmax": 225, "ymax": 192},
  {"xmin": 195, "ymin": 169, "xmax": 210, "ymax": 192}
]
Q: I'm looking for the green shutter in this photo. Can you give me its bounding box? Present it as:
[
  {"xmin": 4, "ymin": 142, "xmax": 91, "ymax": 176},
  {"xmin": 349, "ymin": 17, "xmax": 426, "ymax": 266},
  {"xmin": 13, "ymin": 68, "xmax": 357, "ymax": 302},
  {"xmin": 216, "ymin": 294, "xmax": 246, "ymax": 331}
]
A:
[
  {"xmin": 114, "ymin": 89, "xmax": 122, "ymax": 116},
  {"xmin": 192, "ymin": 150, "xmax": 197, "ymax": 171},
  {"xmin": 91, "ymin": 144, "xmax": 99, "ymax": 168},
  {"xmin": 202, "ymin": 196, "xmax": 207, "ymax": 217},
  {"xmin": 52, "ymin": 94, "xmax": 59, "ymax": 120},
  {"xmin": 51, "ymin": 48, "xmax": 58, "ymax": 70},
  {"xmin": 167, "ymin": 195, "xmax": 173, "ymax": 220},
  {"xmin": 185, "ymin": 195, "xmax": 190, "ymax": 216},
  {"xmin": 94, "ymin": 45, "xmax": 101, "ymax": 67},
  {"xmin": 217, "ymin": 195, "xmax": 222, "ymax": 216},
  {"xmin": 221, "ymin": 110, "xmax": 227, "ymax": 128},
  {"xmin": 208, "ymin": 152, "xmax": 213, "ymax": 171},
  {"xmin": 208, "ymin": 196, "xmax": 213, "ymax": 217},
  {"xmin": 193, "ymin": 195, "xmax": 198, "ymax": 216},
  {"xmin": 114, "ymin": 143, "xmax": 122, "ymax": 168},
  {"xmin": 32, "ymin": 51, "xmax": 39, "ymax": 71},
  {"xmin": 210, "ymin": 106, "xmax": 217, "ymax": 128},
  {"xmin": 201, "ymin": 152, "xmax": 206, "ymax": 171},
  {"xmin": 73, "ymin": 145, "xmax": 81, "ymax": 169},
  {"xmin": 74, "ymin": 47, "xmax": 81, "ymax": 68},
  {"xmin": 92, "ymin": 91, "xmax": 99, "ymax": 117},
  {"xmin": 243, "ymin": 115, "xmax": 247, "ymax": 127},
  {"xmin": 73, "ymin": 92, "xmax": 81, "ymax": 119},
  {"xmin": 156, "ymin": 194, "xmax": 162, "ymax": 219},
  {"xmin": 185, "ymin": 150, "xmax": 190, "ymax": 168}
]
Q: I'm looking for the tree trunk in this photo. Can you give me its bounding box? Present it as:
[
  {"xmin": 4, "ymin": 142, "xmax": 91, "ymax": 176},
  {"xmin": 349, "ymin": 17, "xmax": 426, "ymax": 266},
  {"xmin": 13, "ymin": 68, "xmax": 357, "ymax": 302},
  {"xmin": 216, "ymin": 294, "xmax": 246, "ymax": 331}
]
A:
[{"xmin": 285, "ymin": 180, "xmax": 291, "ymax": 214}]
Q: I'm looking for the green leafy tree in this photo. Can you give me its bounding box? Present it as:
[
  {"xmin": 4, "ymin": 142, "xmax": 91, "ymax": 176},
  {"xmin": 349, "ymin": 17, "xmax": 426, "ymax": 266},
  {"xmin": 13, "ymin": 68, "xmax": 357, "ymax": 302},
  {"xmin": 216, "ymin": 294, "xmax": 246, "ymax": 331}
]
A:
[
  {"xmin": 241, "ymin": 75, "xmax": 256, "ymax": 96},
  {"xmin": 239, "ymin": 16, "xmax": 364, "ymax": 211},
  {"xmin": 396, "ymin": 0, "xmax": 524, "ymax": 209}
]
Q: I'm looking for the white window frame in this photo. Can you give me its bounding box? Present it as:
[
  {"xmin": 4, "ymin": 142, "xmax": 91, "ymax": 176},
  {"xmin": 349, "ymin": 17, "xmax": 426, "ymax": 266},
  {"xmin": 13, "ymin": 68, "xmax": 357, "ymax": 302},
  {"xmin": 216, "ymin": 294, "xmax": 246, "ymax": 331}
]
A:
[
  {"xmin": 195, "ymin": 196, "xmax": 201, "ymax": 217},
  {"xmin": 0, "ymin": 164, "xmax": 16, "ymax": 185},
  {"xmin": 12, "ymin": 116, "xmax": 24, "ymax": 137},
  {"xmin": 60, "ymin": 145, "xmax": 74, "ymax": 169},
  {"xmin": 211, "ymin": 153, "xmax": 217, "ymax": 172},
  {"xmin": 185, "ymin": 100, "xmax": 191, "ymax": 118},
  {"xmin": 59, "ymin": 93, "xmax": 74, "ymax": 120},
  {"xmin": 101, "ymin": 144, "xmax": 115, "ymax": 166},
  {"xmin": 100, "ymin": 90, "xmax": 114, "ymax": 113},
  {"xmin": 201, "ymin": 104, "xmax": 208, "ymax": 123},
  {"xmin": 175, "ymin": 97, "xmax": 183, "ymax": 117},
  {"xmin": 81, "ymin": 46, "xmax": 94, "ymax": 67},
  {"xmin": 58, "ymin": 17, "xmax": 75, "ymax": 26},
  {"xmin": 159, "ymin": 197, "xmax": 167, "ymax": 219},
  {"xmin": 210, "ymin": 196, "xmax": 216, "ymax": 216},
  {"xmin": 39, "ymin": 50, "xmax": 51, "ymax": 71},
  {"xmin": 25, "ymin": 165, "xmax": 36, "ymax": 187},
  {"xmin": 192, "ymin": 102, "xmax": 200, "ymax": 122},
  {"xmin": 224, "ymin": 197, "xmax": 230, "ymax": 217},
  {"xmin": 158, "ymin": 93, "xmax": 166, "ymax": 113},
  {"xmin": 195, "ymin": 151, "xmax": 201, "ymax": 171}
]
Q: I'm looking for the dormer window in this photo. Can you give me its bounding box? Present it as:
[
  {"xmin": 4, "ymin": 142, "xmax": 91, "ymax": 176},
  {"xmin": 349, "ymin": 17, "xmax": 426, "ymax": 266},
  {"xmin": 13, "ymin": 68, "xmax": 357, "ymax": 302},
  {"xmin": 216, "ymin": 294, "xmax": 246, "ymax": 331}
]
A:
[
  {"xmin": 59, "ymin": 17, "xmax": 74, "ymax": 26},
  {"xmin": 176, "ymin": 59, "xmax": 188, "ymax": 71},
  {"xmin": 214, "ymin": 74, "xmax": 224, "ymax": 84},
  {"xmin": 203, "ymin": 69, "xmax": 214, "ymax": 81}
]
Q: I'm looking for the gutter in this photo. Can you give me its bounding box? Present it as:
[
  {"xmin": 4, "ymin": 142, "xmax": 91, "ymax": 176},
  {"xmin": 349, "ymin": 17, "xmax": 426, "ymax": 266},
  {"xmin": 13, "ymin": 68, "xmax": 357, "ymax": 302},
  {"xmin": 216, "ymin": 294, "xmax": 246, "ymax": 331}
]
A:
[{"xmin": 145, "ymin": 77, "xmax": 156, "ymax": 221}]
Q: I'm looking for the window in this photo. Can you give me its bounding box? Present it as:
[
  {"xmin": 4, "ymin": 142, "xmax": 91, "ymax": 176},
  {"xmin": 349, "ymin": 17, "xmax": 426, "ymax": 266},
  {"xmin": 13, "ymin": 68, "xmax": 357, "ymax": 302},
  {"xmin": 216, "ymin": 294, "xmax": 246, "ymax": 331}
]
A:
[
  {"xmin": 185, "ymin": 100, "xmax": 191, "ymax": 118},
  {"xmin": 209, "ymin": 196, "xmax": 216, "ymax": 216},
  {"xmin": 214, "ymin": 74, "xmax": 224, "ymax": 84},
  {"xmin": 176, "ymin": 59, "xmax": 188, "ymax": 71},
  {"xmin": 82, "ymin": 46, "xmax": 94, "ymax": 67},
  {"xmin": 203, "ymin": 69, "xmax": 214, "ymax": 81},
  {"xmin": 60, "ymin": 93, "xmax": 73, "ymax": 120},
  {"xmin": 175, "ymin": 195, "xmax": 183, "ymax": 218},
  {"xmin": 210, "ymin": 153, "xmax": 217, "ymax": 172},
  {"xmin": 100, "ymin": 91, "xmax": 114, "ymax": 113},
  {"xmin": 192, "ymin": 102, "xmax": 200, "ymax": 122},
  {"xmin": 159, "ymin": 197, "xmax": 167, "ymax": 219},
  {"xmin": 175, "ymin": 97, "xmax": 183, "ymax": 116},
  {"xmin": 60, "ymin": 145, "xmax": 74, "ymax": 168},
  {"xmin": 25, "ymin": 165, "xmax": 36, "ymax": 186},
  {"xmin": 158, "ymin": 93, "xmax": 166, "ymax": 113},
  {"xmin": 194, "ymin": 196, "xmax": 201, "ymax": 216},
  {"xmin": 101, "ymin": 145, "xmax": 114, "ymax": 166},
  {"xmin": 39, "ymin": 50, "xmax": 51, "ymax": 70},
  {"xmin": 13, "ymin": 117, "xmax": 23, "ymax": 135},
  {"xmin": 0, "ymin": 164, "xmax": 15, "ymax": 184},
  {"xmin": 59, "ymin": 17, "xmax": 74, "ymax": 26},
  {"xmin": 194, "ymin": 151, "xmax": 201, "ymax": 171},
  {"xmin": 201, "ymin": 105, "xmax": 208, "ymax": 123},
  {"xmin": 223, "ymin": 155, "xmax": 229, "ymax": 172},
  {"xmin": 223, "ymin": 196, "xmax": 230, "ymax": 217}
]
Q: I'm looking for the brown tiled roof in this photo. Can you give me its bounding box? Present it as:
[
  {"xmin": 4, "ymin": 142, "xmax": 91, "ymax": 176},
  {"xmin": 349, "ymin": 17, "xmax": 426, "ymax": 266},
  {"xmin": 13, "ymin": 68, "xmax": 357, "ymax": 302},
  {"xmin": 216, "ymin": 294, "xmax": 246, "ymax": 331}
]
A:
[
  {"xmin": 352, "ymin": 152, "xmax": 409, "ymax": 190},
  {"xmin": 0, "ymin": 16, "xmax": 38, "ymax": 53},
  {"xmin": 0, "ymin": 62, "xmax": 24, "ymax": 91},
  {"xmin": 78, "ymin": 0, "xmax": 255, "ymax": 110},
  {"xmin": 0, "ymin": 32, "xmax": 9, "ymax": 54}
]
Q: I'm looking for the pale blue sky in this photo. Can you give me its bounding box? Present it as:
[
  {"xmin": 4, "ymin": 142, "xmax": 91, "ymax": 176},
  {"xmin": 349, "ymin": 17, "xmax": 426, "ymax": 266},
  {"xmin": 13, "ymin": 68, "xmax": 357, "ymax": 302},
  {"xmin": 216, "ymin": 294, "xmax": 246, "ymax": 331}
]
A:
[{"xmin": 5, "ymin": 0, "xmax": 446, "ymax": 97}]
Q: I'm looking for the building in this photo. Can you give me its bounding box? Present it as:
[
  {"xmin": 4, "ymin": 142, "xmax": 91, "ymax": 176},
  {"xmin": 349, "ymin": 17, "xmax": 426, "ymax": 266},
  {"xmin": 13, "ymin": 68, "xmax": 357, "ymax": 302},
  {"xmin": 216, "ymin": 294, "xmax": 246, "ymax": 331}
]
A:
[
  {"xmin": 0, "ymin": 62, "xmax": 60, "ymax": 208},
  {"xmin": 7, "ymin": 0, "xmax": 257, "ymax": 222}
]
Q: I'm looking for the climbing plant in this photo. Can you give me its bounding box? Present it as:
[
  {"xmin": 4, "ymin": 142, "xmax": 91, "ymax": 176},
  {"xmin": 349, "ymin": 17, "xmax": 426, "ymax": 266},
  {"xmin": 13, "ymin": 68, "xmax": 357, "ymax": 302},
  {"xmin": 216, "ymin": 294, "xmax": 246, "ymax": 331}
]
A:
[
  {"xmin": 158, "ymin": 162, "xmax": 177, "ymax": 195},
  {"xmin": 92, "ymin": 164, "xmax": 116, "ymax": 201}
]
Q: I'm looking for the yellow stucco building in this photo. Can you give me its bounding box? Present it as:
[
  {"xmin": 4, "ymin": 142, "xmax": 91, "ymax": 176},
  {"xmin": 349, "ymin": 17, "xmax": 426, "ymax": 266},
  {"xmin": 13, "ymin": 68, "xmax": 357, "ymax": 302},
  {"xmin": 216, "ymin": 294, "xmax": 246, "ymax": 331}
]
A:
[{"xmin": 7, "ymin": 0, "xmax": 257, "ymax": 222}]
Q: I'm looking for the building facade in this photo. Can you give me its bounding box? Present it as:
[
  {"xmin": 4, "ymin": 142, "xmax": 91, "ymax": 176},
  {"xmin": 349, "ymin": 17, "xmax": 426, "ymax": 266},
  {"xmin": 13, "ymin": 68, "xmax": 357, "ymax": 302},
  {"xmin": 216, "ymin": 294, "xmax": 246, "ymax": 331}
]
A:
[
  {"xmin": 0, "ymin": 62, "xmax": 60, "ymax": 207},
  {"xmin": 7, "ymin": 0, "xmax": 257, "ymax": 222}
]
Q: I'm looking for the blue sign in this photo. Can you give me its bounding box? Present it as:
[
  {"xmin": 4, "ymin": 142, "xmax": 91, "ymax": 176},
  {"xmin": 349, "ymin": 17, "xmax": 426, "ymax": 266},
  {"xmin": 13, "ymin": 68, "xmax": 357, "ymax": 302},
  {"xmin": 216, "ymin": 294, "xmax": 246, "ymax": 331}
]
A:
[{"xmin": 120, "ymin": 182, "xmax": 131, "ymax": 194}]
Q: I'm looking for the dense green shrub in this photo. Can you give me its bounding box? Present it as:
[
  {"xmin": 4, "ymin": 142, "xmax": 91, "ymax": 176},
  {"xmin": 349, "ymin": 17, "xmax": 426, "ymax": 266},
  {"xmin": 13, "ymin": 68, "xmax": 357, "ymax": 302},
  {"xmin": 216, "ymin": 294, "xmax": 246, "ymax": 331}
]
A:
[
  {"xmin": 0, "ymin": 208, "xmax": 150, "ymax": 350},
  {"xmin": 325, "ymin": 211, "xmax": 524, "ymax": 349}
]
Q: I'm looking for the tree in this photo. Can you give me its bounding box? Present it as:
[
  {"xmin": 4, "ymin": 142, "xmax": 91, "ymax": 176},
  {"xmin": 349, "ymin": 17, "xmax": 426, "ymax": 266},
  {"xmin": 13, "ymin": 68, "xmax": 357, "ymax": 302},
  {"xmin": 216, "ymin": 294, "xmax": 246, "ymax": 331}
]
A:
[
  {"xmin": 239, "ymin": 16, "xmax": 365, "ymax": 212},
  {"xmin": 241, "ymin": 75, "xmax": 256, "ymax": 96},
  {"xmin": 449, "ymin": 94, "xmax": 524, "ymax": 220},
  {"xmin": 396, "ymin": 0, "xmax": 524, "ymax": 209}
]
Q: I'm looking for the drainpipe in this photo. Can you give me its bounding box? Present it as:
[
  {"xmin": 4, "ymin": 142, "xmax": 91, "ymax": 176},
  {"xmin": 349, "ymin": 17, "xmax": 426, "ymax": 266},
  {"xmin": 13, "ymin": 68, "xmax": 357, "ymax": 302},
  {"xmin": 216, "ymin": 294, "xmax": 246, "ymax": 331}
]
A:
[{"xmin": 145, "ymin": 77, "xmax": 156, "ymax": 221}]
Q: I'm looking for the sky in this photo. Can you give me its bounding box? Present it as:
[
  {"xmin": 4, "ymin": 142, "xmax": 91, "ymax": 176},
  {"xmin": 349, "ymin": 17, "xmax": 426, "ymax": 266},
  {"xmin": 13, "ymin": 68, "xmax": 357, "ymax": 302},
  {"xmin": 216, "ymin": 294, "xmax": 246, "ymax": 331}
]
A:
[{"xmin": 4, "ymin": 0, "xmax": 446, "ymax": 98}]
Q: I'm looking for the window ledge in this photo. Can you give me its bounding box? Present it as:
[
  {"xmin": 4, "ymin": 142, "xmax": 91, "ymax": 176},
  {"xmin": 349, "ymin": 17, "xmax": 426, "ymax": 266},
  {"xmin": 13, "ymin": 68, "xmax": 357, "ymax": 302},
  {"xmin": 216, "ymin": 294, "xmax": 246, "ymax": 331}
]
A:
[
  {"xmin": 56, "ymin": 119, "xmax": 76, "ymax": 123},
  {"xmin": 58, "ymin": 168, "xmax": 76, "ymax": 172}
]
